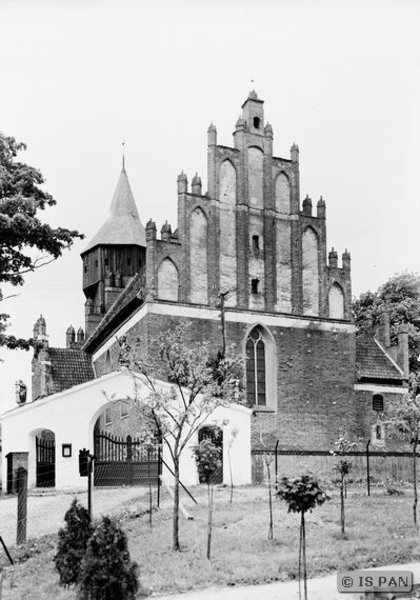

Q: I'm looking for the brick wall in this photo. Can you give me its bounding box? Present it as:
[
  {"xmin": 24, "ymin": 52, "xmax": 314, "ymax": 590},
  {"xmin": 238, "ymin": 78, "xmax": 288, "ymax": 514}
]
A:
[{"xmin": 93, "ymin": 308, "xmax": 357, "ymax": 452}]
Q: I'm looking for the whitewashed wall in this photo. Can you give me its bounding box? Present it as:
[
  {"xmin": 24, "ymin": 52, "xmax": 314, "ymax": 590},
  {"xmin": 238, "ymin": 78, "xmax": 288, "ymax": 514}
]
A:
[{"xmin": 1, "ymin": 371, "xmax": 252, "ymax": 492}]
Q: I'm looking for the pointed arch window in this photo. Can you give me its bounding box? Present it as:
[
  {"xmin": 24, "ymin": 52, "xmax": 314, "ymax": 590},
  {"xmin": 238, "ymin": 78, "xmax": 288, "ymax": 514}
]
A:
[{"xmin": 246, "ymin": 328, "xmax": 266, "ymax": 406}]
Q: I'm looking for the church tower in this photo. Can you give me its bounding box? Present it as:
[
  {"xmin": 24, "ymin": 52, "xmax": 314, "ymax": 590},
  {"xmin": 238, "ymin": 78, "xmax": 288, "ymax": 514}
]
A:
[{"xmin": 81, "ymin": 162, "xmax": 146, "ymax": 338}]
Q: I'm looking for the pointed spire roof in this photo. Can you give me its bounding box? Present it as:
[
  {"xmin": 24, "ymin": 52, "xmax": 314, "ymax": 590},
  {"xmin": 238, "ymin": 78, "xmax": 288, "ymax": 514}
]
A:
[{"xmin": 83, "ymin": 167, "xmax": 146, "ymax": 253}]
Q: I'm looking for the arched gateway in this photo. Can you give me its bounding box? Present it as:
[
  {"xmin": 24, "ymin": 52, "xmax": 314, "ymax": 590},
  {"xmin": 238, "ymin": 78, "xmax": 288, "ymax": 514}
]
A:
[{"xmin": 1, "ymin": 371, "xmax": 252, "ymax": 492}]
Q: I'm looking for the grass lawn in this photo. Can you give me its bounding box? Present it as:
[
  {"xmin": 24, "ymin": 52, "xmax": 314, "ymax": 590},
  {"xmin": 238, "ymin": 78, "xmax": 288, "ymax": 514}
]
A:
[{"xmin": 1, "ymin": 484, "xmax": 420, "ymax": 598}]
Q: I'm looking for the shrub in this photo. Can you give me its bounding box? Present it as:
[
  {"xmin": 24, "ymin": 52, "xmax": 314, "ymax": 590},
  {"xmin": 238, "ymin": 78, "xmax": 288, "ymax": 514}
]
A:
[
  {"xmin": 54, "ymin": 498, "xmax": 93, "ymax": 586},
  {"xmin": 78, "ymin": 516, "xmax": 138, "ymax": 600}
]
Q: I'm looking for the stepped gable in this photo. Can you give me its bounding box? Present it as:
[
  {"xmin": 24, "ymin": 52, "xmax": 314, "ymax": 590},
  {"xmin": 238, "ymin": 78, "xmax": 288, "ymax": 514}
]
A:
[
  {"xmin": 83, "ymin": 166, "xmax": 146, "ymax": 252},
  {"xmin": 356, "ymin": 335, "xmax": 404, "ymax": 384},
  {"xmin": 83, "ymin": 269, "xmax": 146, "ymax": 353}
]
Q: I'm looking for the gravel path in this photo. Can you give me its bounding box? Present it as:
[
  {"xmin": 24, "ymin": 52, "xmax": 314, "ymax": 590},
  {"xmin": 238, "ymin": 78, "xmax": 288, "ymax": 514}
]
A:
[{"xmin": 0, "ymin": 487, "xmax": 148, "ymax": 549}]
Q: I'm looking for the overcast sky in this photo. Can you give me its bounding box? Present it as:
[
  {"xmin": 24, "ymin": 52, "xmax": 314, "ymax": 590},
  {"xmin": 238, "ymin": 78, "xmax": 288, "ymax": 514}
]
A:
[{"xmin": 1, "ymin": 0, "xmax": 419, "ymax": 412}]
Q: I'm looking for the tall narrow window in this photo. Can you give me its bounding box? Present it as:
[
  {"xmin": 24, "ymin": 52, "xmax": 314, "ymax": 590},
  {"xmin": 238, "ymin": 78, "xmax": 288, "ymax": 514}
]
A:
[{"xmin": 246, "ymin": 328, "xmax": 266, "ymax": 406}]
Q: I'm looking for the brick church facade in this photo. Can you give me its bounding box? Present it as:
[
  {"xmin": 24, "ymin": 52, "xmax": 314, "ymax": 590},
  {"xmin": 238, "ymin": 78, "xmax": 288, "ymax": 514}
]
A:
[{"xmin": 31, "ymin": 91, "xmax": 407, "ymax": 456}]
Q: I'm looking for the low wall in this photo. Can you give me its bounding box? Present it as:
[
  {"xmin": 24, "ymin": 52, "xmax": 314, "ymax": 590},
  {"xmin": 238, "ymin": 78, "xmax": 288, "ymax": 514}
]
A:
[{"xmin": 252, "ymin": 450, "xmax": 417, "ymax": 486}]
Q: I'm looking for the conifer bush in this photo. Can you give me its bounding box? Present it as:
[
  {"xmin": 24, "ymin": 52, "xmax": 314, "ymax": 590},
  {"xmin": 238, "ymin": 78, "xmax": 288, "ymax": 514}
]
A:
[
  {"xmin": 78, "ymin": 516, "xmax": 139, "ymax": 600},
  {"xmin": 54, "ymin": 498, "xmax": 93, "ymax": 586}
]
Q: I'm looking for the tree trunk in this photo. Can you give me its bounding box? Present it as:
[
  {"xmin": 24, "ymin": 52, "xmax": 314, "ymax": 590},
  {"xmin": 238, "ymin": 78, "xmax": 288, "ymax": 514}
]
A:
[
  {"xmin": 266, "ymin": 458, "xmax": 274, "ymax": 540},
  {"xmin": 228, "ymin": 449, "xmax": 234, "ymax": 504},
  {"xmin": 173, "ymin": 457, "xmax": 181, "ymax": 551},
  {"xmin": 301, "ymin": 511, "xmax": 308, "ymax": 600},
  {"xmin": 340, "ymin": 473, "xmax": 345, "ymax": 537},
  {"xmin": 148, "ymin": 449, "xmax": 153, "ymax": 527},
  {"xmin": 413, "ymin": 441, "xmax": 418, "ymax": 528},
  {"xmin": 207, "ymin": 483, "xmax": 214, "ymax": 560}
]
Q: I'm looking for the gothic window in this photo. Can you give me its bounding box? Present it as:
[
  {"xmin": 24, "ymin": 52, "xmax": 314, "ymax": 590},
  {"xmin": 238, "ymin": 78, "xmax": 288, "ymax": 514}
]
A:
[
  {"xmin": 302, "ymin": 227, "xmax": 319, "ymax": 316},
  {"xmin": 252, "ymin": 235, "xmax": 260, "ymax": 250},
  {"xmin": 275, "ymin": 172, "xmax": 291, "ymax": 214},
  {"xmin": 219, "ymin": 160, "xmax": 237, "ymax": 306},
  {"xmin": 251, "ymin": 279, "xmax": 260, "ymax": 294},
  {"xmin": 219, "ymin": 160, "xmax": 236, "ymax": 205},
  {"xmin": 190, "ymin": 207, "xmax": 208, "ymax": 304},
  {"xmin": 328, "ymin": 283, "xmax": 345, "ymax": 319},
  {"xmin": 157, "ymin": 258, "xmax": 179, "ymax": 301},
  {"xmin": 248, "ymin": 147, "xmax": 263, "ymax": 208},
  {"xmin": 253, "ymin": 117, "xmax": 260, "ymax": 129},
  {"xmin": 246, "ymin": 327, "xmax": 266, "ymax": 407}
]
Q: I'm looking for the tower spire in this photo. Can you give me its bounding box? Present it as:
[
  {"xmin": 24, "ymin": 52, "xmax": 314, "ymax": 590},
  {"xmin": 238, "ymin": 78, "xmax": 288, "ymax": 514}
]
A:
[{"xmin": 122, "ymin": 140, "xmax": 125, "ymax": 172}]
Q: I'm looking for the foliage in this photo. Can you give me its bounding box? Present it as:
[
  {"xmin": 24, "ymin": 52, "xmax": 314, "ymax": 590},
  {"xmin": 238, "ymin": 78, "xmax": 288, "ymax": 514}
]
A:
[
  {"xmin": 331, "ymin": 431, "xmax": 357, "ymax": 537},
  {"xmin": 352, "ymin": 272, "xmax": 420, "ymax": 374},
  {"xmin": 6, "ymin": 488, "xmax": 420, "ymax": 598},
  {"xmin": 277, "ymin": 474, "xmax": 329, "ymax": 600},
  {"xmin": 386, "ymin": 393, "xmax": 420, "ymax": 445},
  {"xmin": 386, "ymin": 393, "xmax": 420, "ymax": 526},
  {"xmin": 121, "ymin": 322, "xmax": 244, "ymax": 551},
  {"xmin": 78, "ymin": 516, "xmax": 138, "ymax": 600},
  {"xmin": 332, "ymin": 431, "xmax": 357, "ymax": 478},
  {"xmin": 277, "ymin": 474, "xmax": 329, "ymax": 514},
  {"xmin": 0, "ymin": 132, "xmax": 83, "ymax": 349},
  {"xmin": 54, "ymin": 498, "xmax": 93, "ymax": 587},
  {"xmin": 192, "ymin": 438, "xmax": 222, "ymax": 484},
  {"xmin": 192, "ymin": 439, "xmax": 222, "ymax": 560}
]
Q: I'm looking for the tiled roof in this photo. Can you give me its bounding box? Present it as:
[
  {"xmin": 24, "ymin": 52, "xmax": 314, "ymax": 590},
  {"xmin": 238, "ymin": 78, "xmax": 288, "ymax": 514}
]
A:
[
  {"xmin": 83, "ymin": 167, "xmax": 146, "ymax": 253},
  {"xmin": 48, "ymin": 348, "xmax": 95, "ymax": 394},
  {"xmin": 83, "ymin": 270, "xmax": 145, "ymax": 353},
  {"xmin": 356, "ymin": 336, "xmax": 404, "ymax": 383}
]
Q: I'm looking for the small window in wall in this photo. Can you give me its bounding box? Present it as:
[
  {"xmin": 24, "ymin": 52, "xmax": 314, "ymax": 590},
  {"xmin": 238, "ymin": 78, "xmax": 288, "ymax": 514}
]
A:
[
  {"xmin": 371, "ymin": 422, "xmax": 385, "ymax": 447},
  {"xmin": 252, "ymin": 235, "xmax": 260, "ymax": 250},
  {"xmin": 105, "ymin": 408, "xmax": 112, "ymax": 425},
  {"xmin": 104, "ymin": 258, "xmax": 109, "ymax": 267},
  {"xmin": 95, "ymin": 259, "xmax": 98, "ymax": 267},
  {"xmin": 253, "ymin": 117, "xmax": 260, "ymax": 129},
  {"xmin": 120, "ymin": 401, "xmax": 129, "ymax": 419},
  {"xmin": 84, "ymin": 266, "xmax": 87, "ymax": 274},
  {"xmin": 127, "ymin": 257, "xmax": 131, "ymax": 266},
  {"xmin": 251, "ymin": 279, "xmax": 260, "ymax": 294},
  {"xmin": 372, "ymin": 394, "xmax": 384, "ymax": 412}
]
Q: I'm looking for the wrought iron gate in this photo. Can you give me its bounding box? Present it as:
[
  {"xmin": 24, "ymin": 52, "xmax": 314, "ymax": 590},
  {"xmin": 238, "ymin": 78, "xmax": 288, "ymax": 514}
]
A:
[
  {"xmin": 36, "ymin": 436, "xmax": 55, "ymax": 487},
  {"xmin": 93, "ymin": 431, "xmax": 161, "ymax": 487}
]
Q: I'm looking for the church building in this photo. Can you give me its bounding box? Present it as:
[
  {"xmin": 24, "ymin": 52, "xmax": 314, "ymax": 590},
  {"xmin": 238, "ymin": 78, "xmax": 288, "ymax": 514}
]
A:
[{"xmin": 2, "ymin": 91, "xmax": 408, "ymax": 492}]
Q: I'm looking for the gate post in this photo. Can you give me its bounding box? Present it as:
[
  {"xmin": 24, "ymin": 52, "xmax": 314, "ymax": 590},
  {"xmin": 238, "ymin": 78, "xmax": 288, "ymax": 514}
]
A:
[
  {"xmin": 127, "ymin": 435, "xmax": 133, "ymax": 485},
  {"xmin": 17, "ymin": 467, "xmax": 28, "ymax": 545}
]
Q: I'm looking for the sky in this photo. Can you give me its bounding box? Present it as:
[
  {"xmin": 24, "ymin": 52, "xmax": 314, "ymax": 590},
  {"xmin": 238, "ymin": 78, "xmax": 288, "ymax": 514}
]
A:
[{"xmin": 0, "ymin": 0, "xmax": 419, "ymax": 412}]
